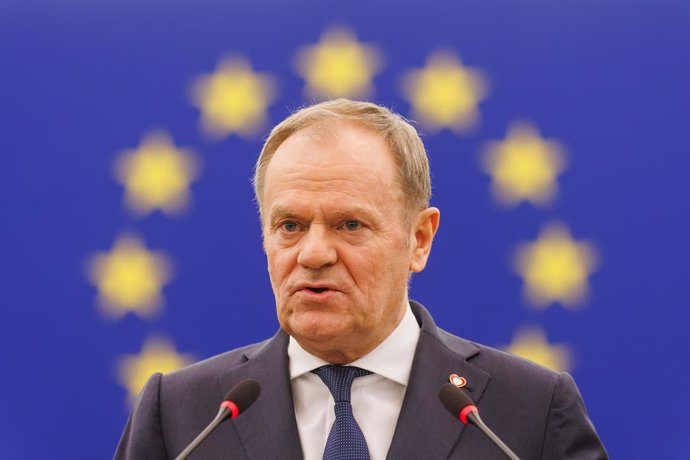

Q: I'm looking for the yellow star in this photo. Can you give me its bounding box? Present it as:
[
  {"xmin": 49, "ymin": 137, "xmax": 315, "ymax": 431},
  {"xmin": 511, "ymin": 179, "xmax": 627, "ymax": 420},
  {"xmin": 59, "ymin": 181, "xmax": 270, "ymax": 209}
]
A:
[
  {"xmin": 117, "ymin": 336, "xmax": 195, "ymax": 404},
  {"xmin": 481, "ymin": 122, "xmax": 567, "ymax": 206},
  {"xmin": 115, "ymin": 131, "xmax": 200, "ymax": 216},
  {"xmin": 87, "ymin": 234, "xmax": 172, "ymax": 319},
  {"xmin": 295, "ymin": 27, "xmax": 382, "ymax": 99},
  {"xmin": 514, "ymin": 223, "xmax": 598, "ymax": 308},
  {"xmin": 503, "ymin": 327, "xmax": 572, "ymax": 372},
  {"xmin": 401, "ymin": 51, "xmax": 487, "ymax": 133},
  {"xmin": 190, "ymin": 56, "xmax": 276, "ymax": 138}
]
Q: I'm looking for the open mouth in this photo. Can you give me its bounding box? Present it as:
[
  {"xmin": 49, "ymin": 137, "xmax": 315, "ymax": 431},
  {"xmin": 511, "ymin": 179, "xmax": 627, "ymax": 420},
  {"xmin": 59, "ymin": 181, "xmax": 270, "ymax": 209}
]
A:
[{"xmin": 306, "ymin": 287, "xmax": 329, "ymax": 293}]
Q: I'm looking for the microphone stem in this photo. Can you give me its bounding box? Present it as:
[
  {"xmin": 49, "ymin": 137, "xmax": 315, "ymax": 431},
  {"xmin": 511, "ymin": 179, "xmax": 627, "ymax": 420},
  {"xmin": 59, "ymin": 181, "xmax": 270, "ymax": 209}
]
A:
[
  {"xmin": 174, "ymin": 407, "xmax": 227, "ymax": 460},
  {"xmin": 469, "ymin": 413, "xmax": 521, "ymax": 460}
]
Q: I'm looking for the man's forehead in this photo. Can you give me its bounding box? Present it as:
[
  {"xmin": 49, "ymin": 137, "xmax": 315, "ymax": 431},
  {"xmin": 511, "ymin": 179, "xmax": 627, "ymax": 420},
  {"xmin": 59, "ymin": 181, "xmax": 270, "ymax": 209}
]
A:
[
  {"xmin": 268, "ymin": 124, "xmax": 394, "ymax": 175},
  {"xmin": 260, "ymin": 119, "xmax": 404, "ymax": 220}
]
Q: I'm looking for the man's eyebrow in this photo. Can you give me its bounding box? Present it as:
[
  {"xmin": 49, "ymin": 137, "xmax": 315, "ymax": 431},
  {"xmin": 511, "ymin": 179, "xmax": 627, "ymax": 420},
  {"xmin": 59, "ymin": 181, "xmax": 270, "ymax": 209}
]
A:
[
  {"xmin": 268, "ymin": 206, "xmax": 299, "ymax": 222},
  {"xmin": 267, "ymin": 205, "xmax": 379, "ymax": 222}
]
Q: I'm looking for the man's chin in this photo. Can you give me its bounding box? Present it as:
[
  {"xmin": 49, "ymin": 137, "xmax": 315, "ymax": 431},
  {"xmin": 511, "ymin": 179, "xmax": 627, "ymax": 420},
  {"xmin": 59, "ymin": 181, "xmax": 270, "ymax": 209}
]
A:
[
  {"xmin": 292, "ymin": 324, "xmax": 349, "ymax": 344},
  {"xmin": 284, "ymin": 313, "xmax": 351, "ymax": 343}
]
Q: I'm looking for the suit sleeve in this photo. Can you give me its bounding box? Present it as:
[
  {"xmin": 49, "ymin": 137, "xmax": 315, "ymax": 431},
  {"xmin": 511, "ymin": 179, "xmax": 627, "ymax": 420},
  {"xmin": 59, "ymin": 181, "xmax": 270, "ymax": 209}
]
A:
[
  {"xmin": 540, "ymin": 372, "xmax": 608, "ymax": 460},
  {"xmin": 114, "ymin": 372, "xmax": 169, "ymax": 460}
]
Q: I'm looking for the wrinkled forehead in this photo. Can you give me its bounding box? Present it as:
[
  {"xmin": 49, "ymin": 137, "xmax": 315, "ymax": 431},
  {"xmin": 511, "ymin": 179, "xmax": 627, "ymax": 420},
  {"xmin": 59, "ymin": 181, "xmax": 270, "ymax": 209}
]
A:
[{"xmin": 260, "ymin": 119, "xmax": 406, "ymax": 215}]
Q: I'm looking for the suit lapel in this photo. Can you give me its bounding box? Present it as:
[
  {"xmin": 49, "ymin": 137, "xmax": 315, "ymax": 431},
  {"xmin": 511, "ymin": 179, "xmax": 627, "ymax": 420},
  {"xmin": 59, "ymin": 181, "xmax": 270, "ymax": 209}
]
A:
[
  {"xmin": 386, "ymin": 302, "xmax": 490, "ymax": 460},
  {"xmin": 216, "ymin": 331, "xmax": 303, "ymax": 460}
]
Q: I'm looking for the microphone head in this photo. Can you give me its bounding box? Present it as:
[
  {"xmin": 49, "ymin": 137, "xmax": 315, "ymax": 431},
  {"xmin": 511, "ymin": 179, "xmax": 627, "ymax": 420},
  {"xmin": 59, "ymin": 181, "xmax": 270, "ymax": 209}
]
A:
[
  {"xmin": 222, "ymin": 379, "xmax": 261, "ymax": 415},
  {"xmin": 439, "ymin": 383, "xmax": 475, "ymax": 419}
]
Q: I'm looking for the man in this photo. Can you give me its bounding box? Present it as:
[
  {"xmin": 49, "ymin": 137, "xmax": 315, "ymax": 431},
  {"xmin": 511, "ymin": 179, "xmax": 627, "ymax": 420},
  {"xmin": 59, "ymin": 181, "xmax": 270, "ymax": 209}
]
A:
[{"xmin": 115, "ymin": 99, "xmax": 607, "ymax": 459}]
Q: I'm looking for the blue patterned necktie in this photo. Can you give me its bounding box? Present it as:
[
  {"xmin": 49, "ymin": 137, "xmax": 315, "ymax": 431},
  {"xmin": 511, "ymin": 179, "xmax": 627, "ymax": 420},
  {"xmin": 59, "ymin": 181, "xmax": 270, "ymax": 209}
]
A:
[{"xmin": 312, "ymin": 365, "xmax": 372, "ymax": 460}]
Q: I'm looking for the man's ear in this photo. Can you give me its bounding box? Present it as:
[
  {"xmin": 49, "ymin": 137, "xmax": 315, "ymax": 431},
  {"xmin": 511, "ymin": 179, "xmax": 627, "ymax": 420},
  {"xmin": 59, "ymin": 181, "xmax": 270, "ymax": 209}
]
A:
[{"xmin": 409, "ymin": 207, "xmax": 441, "ymax": 273}]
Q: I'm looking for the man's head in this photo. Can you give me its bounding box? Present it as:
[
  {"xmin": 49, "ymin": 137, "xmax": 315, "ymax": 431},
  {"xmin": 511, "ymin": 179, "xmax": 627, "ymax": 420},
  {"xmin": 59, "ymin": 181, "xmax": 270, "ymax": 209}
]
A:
[
  {"xmin": 254, "ymin": 99, "xmax": 440, "ymax": 364},
  {"xmin": 254, "ymin": 99, "xmax": 432, "ymax": 228}
]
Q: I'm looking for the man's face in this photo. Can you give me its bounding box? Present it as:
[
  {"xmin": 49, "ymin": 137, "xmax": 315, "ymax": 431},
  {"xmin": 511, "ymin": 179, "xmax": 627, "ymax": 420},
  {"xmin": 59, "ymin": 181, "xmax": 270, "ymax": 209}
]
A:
[{"xmin": 261, "ymin": 122, "xmax": 418, "ymax": 364}]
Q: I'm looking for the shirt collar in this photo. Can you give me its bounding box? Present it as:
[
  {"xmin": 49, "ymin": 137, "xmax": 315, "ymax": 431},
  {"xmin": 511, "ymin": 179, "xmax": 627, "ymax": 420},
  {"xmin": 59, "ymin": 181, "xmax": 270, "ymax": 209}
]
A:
[{"xmin": 288, "ymin": 303, "xmax": 421, "ymax": 386}]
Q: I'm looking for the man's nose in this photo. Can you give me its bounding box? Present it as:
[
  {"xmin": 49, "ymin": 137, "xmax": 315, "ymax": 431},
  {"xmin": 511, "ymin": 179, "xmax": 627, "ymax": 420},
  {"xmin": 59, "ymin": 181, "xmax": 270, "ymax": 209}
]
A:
[{"xmin": 297, "ymin": 224, "xmax": 337, "ymax": 269}]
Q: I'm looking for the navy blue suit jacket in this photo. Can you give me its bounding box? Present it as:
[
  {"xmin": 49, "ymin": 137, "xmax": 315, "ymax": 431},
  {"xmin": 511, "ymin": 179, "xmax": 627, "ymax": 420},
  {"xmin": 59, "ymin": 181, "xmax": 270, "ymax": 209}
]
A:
[{"xmin": 115, "ymin": 302, "xmax": 607, "ymax": 459}]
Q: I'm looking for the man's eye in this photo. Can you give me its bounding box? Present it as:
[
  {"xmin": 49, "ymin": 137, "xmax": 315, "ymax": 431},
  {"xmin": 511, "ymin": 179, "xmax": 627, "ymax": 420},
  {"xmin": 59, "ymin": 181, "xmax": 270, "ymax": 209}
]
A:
[
  {"xmin": 281, "ymin": 221, "xmax": 299, "ymax": 232},
  {"xmin": 343, "ymin": 220, "xmax": 361, "ymax": 231}
]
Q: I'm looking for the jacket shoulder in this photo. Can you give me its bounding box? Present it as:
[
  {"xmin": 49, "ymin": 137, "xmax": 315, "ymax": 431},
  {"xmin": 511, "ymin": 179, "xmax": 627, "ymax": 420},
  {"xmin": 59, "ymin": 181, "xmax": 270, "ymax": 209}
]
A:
[
  {"xmin": 434, "ymin": 328, "xmax": 608, "ymax": 459},
  {"xmin": 436, "ymin": 326, "xmax": 562, "ymax": 387},
  {"xmin": 114, "ymin": 336, "xmax": 280, "ymax": 459},
  {"xmin": 161, "ymin": 336, "xmax": 274, "ymax": 390}
]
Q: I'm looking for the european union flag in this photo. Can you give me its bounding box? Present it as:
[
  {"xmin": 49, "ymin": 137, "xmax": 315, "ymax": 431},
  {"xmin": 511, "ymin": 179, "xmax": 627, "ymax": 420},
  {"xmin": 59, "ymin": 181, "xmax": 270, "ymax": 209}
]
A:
[{"xmin": 1, "ymin": 1, "xmax": 688, "ymax": 458}]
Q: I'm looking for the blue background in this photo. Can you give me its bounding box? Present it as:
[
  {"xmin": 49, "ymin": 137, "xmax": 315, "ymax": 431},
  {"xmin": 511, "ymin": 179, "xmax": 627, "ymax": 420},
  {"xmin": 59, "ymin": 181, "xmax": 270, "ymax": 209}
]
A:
[{"xmin": 1, "ymin": 0, "xmax": 689, "ymax": 458}]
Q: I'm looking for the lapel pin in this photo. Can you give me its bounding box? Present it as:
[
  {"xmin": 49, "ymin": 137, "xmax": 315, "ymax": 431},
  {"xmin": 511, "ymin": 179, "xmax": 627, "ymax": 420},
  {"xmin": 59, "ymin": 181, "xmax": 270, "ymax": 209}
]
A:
[{"xmin": 449, "ymin": 373, "xmax": 467, "ymax": 388}]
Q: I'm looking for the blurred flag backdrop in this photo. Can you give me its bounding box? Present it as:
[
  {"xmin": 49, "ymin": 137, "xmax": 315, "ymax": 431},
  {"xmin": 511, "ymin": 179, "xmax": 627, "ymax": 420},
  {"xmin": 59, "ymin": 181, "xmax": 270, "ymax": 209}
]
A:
[{"xmin": 1, "ymin": 0, "xmax": 689, "ymax": 458}]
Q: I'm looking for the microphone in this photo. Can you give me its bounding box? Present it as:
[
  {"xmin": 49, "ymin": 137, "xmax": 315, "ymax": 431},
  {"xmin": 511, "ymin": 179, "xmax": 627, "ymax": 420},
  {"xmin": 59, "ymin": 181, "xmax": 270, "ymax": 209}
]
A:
[
  {"xmin": 439, "ymin": 383, "xmax": 520, "ymax": 460},
  {"xmin": 174, "ymin": 379, "xmax": 261, "ymax": 460}
]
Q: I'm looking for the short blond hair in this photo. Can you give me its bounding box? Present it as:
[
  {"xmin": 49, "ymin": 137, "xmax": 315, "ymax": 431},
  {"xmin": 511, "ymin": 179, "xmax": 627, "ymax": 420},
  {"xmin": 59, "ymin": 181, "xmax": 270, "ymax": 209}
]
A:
[{"xmin": 253, "ymin": 99, "xmax": 431, "ymax": 224}]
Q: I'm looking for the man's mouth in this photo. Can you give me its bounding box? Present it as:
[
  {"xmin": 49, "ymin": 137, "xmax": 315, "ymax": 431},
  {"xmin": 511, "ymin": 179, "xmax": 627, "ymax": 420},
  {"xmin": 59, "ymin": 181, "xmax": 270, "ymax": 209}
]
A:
[
  {"xmin": 294, "ymin": 284, "xmax": 338, "ymax": 300},
  {"xmin": 293, "ymin": 282, "xmax": 338, "ymax": 294}
]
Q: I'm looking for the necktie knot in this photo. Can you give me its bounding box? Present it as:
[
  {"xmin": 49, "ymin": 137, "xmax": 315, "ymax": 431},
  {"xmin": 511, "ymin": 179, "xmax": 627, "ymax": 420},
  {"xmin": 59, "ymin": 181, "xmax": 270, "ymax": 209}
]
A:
[{"xmin": 312, "ymin": 365, "xmax": 372, "ymax": 402}]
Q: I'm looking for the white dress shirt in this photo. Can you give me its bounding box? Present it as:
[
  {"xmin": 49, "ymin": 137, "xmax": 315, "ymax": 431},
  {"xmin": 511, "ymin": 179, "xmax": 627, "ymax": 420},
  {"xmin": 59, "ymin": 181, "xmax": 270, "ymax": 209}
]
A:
[{"xmin": 288, "ymin": 304, "xmax": 421, "ymax": 460}]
